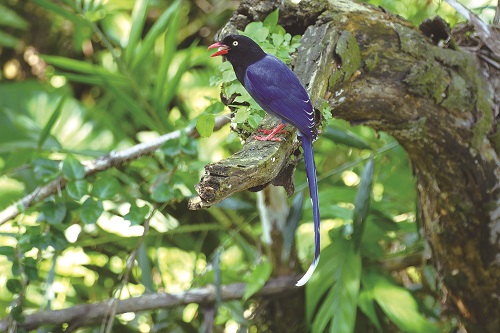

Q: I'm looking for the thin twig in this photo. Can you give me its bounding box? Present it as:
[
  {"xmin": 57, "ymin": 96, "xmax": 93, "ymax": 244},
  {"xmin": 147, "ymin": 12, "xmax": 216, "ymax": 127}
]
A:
[{"xmin": 0, "ymin": 115, "xmax": 230, "ymax": 226}]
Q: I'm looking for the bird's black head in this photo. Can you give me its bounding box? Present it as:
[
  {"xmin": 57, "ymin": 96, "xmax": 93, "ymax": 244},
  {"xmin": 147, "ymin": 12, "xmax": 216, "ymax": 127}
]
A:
[{"xmin": 208, "ymin": 35, "xmax": 266, "ymax": 67}]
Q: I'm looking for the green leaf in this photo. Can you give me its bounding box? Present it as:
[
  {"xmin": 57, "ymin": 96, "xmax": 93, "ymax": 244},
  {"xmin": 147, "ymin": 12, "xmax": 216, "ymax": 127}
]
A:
[
  {"xmin": 124, "ymin": 204, "xmax": 150, "ymax": 226},
  {"xmin": 62, "ymin": 155, "xmax": 85, "ymax": 180},
  {"xmin": 38, "ymin": 96, "xmax": 65, "ymax": 149},
  {"xmin": 80, "ymin": 197, "xmax": 103, "ymax": 225},
  {"xmin": 23, "ymin": 257, "xmax": 39, "ymax": 281},
  {"xmin": 243, "ymin": 261, "xmax": 273, "ymax": 301},
  {"xmin": 263, "ymin": 9, "xmax": 279, "ymax": 30},
  {"xmin": 124, "ymin": 0, "xmax": 149, "ymax": 64},
  {"xmin": 41, "ymin": 201, "xmax": 67, "ymax": 225},
  {"xmin": 7, "ymin": 278, "xmax": 23, "ymax": 294},
  {"xmin": 204, "ymin": 101, "xmax": 225, "ymax": 115},
  {"xmin": 33, "ymin": 158, "xmax": 60, "ymax": 181},
  {"xmin": 307, "ymin": 234, "xmax": 362, "ymax": 333},
  {"xmin": 362, "ymin": 272, "xmax": 440, "ymax": 333},
  {"xmin": 91, "ymin": 177, "xmax": 120, "ymax": 200},
  {"xmin": 0, "ymin": 5, "xmax": 28, "ymax": 30},
  {"xmin": 323, "ymin": 127, "xmax": 371, "ymax": 150},
  {"xmin": 131, "ymin": 0, "xmax": 181, "ymax": 71},
  {"xmin": 196, "ymin": 113, "xmax": 215, "ymax": 138},
  {"xmin": 66, "ymin": 180, "xmax": 88, "ymax": 200},
  {"xmin": 244, "ymin": 22, "xmax": 269, "ymax": 42},
  {"xmin": 0, "ymin": 246, "xmax": 15, "ymax": 257},
  {"xmin": 151, "ymin": 183, "xmax": 174, "ymax": 203},
  {"xmin": 234, "ymin": 108, "xmax": 249, "ymax": 123},
  {"xmin": 352, "ymin": 157, "xmax": 374, "ymax": 250},
  {"xmin": 0, "ymin": 30, "xmax": 20, "ymax": 48},
  {"xmin": 161, "ymin": 139, "xmax": 181, "ymax": 156},
  {"xmin": 358, "ymin": 289, "xmax": 383, "ymax": 333}
]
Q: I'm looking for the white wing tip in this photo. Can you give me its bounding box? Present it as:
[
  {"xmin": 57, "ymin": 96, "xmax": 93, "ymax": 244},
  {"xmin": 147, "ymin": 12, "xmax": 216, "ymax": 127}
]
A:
[{"xmin": 295, "ymin": 255, "xmax": 320, "ymax": 286}]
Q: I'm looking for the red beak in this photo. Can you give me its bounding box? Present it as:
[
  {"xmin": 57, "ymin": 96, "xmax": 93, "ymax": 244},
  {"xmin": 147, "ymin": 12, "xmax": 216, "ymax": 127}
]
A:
[{"xmin": 208, "ymin": 42, "xmax": 229, "ymax": 57}]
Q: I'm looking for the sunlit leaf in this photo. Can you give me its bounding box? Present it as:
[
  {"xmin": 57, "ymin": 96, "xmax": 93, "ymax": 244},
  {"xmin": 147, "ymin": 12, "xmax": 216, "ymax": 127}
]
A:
[
  {"xmin": 41, "ymin": 201, "xmax": 67, "ymax": 225},
  {"xmin": 67, "ymin": 180, "xmax": 88, "ymax": 200},
  {"xmin": 307, "ymin": 233, "xmax": 362, "ymax": 333},
  {"xmin": 362, "ymin": 271, "xmax": 440, "ymax": 333},
  {"xmin": 263, "ymin": 8, "xmax": 279, "ymax": 31},
  {"xmin": 124, "ymin": 204, "xmax": 150, "ymax": 226},
  {"xmin": 62, "ymin": 155, "xmax": 85, "ymax": 180},
  {"xmin": 91, "ymin": 177, "xmax": 120, "ymax": 200},
  {"xmin": 243, "ymin": 261, "xmax": 273, "ymax": 301},
  {"xmin": 196, "ymin": 113, "xmax": 215, "ymax": 138},
  {"xmin": 80, "ymin": 197, "xmax": 103, "ymax": 225}
]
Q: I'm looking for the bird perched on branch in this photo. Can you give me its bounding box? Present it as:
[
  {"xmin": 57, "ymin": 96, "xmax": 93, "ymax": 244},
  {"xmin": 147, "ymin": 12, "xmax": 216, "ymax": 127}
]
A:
[{"xmin": 208, "ymin": 34, "xmax": 320, "ymax": 286}]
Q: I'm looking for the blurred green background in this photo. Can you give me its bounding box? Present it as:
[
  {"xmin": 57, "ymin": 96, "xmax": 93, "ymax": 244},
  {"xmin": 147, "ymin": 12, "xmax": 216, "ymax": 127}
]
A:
[{"xmin": 0, "ymin": 0, "xmax": 496, "ymax": 332}]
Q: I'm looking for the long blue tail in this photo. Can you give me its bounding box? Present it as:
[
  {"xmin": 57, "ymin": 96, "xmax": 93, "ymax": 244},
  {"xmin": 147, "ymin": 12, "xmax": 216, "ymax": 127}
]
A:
[{"xmin": 296, "ymin": 135, "xmax": 320, "ymax": 286}]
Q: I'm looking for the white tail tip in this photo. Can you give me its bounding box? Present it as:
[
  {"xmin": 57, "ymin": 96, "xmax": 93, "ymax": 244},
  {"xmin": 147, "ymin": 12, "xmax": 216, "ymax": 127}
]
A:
[{"xmin": 295, "ymin": 255, "xmax": 320, "ymax": 286}]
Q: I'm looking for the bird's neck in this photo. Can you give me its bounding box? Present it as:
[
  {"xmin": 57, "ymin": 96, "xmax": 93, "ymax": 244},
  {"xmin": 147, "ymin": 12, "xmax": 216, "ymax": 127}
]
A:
[{"xmin": 227, "ymin": 49, "xmax": 266, "ymax": 84}]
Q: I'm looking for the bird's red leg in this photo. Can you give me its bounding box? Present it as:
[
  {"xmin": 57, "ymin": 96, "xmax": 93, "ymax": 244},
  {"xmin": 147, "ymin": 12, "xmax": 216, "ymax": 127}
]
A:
[{"xmin": 254, "ymin": 123, "xmax": 287, "ymax": 141}]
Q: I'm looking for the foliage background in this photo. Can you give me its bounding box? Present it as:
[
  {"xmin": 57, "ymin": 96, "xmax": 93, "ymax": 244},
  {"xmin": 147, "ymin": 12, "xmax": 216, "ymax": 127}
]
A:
[{"xmin": 0, "ymin": 0, "xmax": 496, "ymax": 332}]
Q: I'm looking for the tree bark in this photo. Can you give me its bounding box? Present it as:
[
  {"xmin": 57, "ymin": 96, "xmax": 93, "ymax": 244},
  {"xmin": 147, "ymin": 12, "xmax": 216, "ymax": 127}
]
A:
[{"xmin": 190, "ymin": 0, "xmax": 500, "ymax": 332}]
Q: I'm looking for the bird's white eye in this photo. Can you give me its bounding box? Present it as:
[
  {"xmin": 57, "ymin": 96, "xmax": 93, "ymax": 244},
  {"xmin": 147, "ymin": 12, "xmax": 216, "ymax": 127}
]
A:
[{"xmin": 232, "ymin": 41, "xmax": 238, "ymax": 46}]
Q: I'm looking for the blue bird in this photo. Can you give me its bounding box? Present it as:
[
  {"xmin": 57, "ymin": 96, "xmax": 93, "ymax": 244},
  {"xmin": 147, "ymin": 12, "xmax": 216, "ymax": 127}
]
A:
[{"xmin": 209, "ymin": 35, "xmax": 320, "ymax": 286}]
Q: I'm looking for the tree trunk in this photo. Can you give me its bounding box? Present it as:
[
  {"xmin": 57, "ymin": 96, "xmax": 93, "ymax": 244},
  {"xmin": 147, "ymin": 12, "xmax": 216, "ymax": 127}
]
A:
[{"xmin": 190, "ymin": 0, "xmax": 500, "ymax": 332}]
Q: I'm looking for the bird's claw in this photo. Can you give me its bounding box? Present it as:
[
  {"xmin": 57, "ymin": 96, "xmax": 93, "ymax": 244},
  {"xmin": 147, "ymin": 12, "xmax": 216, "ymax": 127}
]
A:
[
  {"xmin": 257, "ymin": 128, "xmax": 288, "ymax": 135},
  {"xmin": 253, "ymin": 135, "xmax": 284, "ymax": 142}
]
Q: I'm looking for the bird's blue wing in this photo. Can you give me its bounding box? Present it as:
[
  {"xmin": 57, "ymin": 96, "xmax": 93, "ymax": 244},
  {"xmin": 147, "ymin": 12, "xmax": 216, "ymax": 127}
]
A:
[{"xmin": 243, "ymin": 55, "xmax": 317, "ymax": 140}]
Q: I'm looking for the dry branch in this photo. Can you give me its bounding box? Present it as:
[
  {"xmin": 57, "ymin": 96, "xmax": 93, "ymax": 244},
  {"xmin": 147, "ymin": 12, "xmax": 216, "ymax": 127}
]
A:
[
  {"xmin": 0, "ymin": 275, "xmax": 301, "ymax": 331},
  {"xmin": 0, "ymin": 116, "xmax": 230, "ymax": 226}
]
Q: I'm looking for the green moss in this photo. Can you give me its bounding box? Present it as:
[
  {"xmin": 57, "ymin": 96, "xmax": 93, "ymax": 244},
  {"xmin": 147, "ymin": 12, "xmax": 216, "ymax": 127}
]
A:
[
  {"xmin": 441, "ymin": 74, "xmax": 473, "ymax": 112},
  {"xmin": 335, "ymin": 30, "xmax": 361, "ymax": 81},
  {"xmin": 403, "ymin": 59, "xmax": 449, "ymax": 103}
]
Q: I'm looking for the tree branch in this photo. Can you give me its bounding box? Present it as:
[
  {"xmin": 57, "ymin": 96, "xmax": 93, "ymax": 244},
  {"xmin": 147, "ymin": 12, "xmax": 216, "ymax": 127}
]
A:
[
  {"xmin": 0, "ymin": 116, "xmax": 230, "ymax": 226},
  {"xmin": 0, "ymin": 275, "xmax": 302, "ymax": 331}
]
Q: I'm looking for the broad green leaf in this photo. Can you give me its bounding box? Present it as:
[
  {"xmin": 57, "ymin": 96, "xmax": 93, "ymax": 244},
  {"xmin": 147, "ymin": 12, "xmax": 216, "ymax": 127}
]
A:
[
  {"xmin": 33, "ymin": 158, "xmax": 60, "ymax": 182},
  {"xmin": 323, "ymin": 127, "xmax": 371, "ymax": 150},
  {"xmin": 151, "ymin": 183, "xmax": 174, "ymax": 203},
  {"xmin": 244, "ymin": 22, "xmax": 269, "ymax": 42},
  {"xmin": 38, "ymin": 96, "xmax": 65, "ymax": 148},
  {"xmin": 80, "ymin": 197, "xmax": 103, "ymax": 225},
  {"xmin": 263, "ymin": 9, "xmax": 279, "ymax": 30},
  {"xmin": 6, "ymin": 279, "xmax": 23, "ymax": 294},
  {"xmin": 62, "ymin": 155, "xmax": 85, "ymax": 180},
  {"xmin": 91, "ymin": 177, "xmax": 120, "ymax": 200},
  {"xmin": 243, "ymin": 261, "xmax": 273, "ymax": 301},
  {"xmin": 196, "ymin": 113, "xmax": 215, "ymax": 138},
  {"xmin": 352, "ymin": 157, "xmax": 374, "ymax": 250},
  {"xmin": 307, "ymin": 234, "xmax": 362, "ymax": 333},
  {"xmin": 358, "ymin": 289, "xmax": 383, "ymax": 333},
  {"xmin": 234, "ymin": 108, "xmax": 249, "ymax": 123},
  {"xmin": 363, "ymin": 272, "xmax": 440, "ymax": 333},
  {"xmin": 41, "ymin": 201, "xmax": 67, "ymax": 225},
  {"xmin": 124, "ymin": 204, "xmax": 150, "ymax": 226},
  {"xmin": 66, "ymin": 180, "xmax": 88, "ymax": 200}
]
